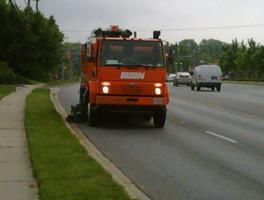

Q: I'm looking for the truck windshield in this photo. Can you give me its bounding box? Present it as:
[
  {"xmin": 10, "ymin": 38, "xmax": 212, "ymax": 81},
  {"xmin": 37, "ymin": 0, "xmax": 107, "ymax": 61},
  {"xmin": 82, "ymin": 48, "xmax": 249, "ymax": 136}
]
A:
[{"xmin": 100, "ymin": 40, "xmax": 164, "ymax": 67}]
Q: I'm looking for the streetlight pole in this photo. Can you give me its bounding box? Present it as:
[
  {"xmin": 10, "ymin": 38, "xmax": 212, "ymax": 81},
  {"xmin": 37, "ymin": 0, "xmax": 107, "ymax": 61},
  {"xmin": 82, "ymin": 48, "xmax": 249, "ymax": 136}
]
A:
[
  {"xmin": 192, "ymin": 50, "xmax": 195, "ymax": 68},
  {"xmin": 180, "ymin": 62, "xmax": 183, "ymax": 72},
  {"xmin": 61, "ymin": 63, "xmax": 64, "ymax": 80}
]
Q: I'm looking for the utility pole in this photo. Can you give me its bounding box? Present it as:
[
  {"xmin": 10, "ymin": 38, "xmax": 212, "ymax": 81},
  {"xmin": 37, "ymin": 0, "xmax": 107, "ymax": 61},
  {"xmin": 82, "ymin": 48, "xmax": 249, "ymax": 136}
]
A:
[
  {"xmin": 78, "ymin": 42, "xmax": 81, "ymax": 81},
  {"xmin": 27, "ymin": 0, "xmax": 30, "ymax": 7},
  {"xmin": 35, "ymin": 0, "xmax": 39, "ymax": 12}
]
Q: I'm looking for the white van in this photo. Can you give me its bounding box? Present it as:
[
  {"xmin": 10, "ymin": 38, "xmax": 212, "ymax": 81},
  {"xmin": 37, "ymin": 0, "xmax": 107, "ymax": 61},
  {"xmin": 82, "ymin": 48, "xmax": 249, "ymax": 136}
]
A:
[{"xmin": 191, "ymin": 65, "xmax": 222, "ymax": 91}]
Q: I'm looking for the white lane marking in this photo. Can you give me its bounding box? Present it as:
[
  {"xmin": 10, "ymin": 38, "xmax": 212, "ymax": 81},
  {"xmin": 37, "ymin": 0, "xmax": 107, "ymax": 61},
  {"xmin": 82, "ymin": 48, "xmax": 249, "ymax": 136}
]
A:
[{"xmin": 205, "ymin": 131, "xmax": 238, "ymax": 144}]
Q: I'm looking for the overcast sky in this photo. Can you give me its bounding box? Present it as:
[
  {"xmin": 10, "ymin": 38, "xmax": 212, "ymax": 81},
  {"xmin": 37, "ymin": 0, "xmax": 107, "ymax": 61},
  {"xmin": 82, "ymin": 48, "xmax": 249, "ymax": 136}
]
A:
[{"xmin": 17, "ymin": 0, "xmax": 264, "ymax": 44}]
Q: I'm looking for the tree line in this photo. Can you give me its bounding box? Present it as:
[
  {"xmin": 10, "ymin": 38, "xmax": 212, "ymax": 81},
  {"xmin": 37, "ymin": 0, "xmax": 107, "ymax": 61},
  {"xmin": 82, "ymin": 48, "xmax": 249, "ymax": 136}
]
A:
[
  {"xmin": 168, "ymin": 38, "xmax": 264, "ymax": 81},
  {"xmin": 0, "ymin": 0, "xmax": 64, "ymax": 83},
  {"xmin": 168, "ymin": 39, "xmax": 225, "ymax": 73},
  {"xmin": 61, "ymin": 42, "xmax": 82, "ymax": 81},
  {"xmin": 219, "ymin": 39, "xmax": 264, "ymax": 80}
]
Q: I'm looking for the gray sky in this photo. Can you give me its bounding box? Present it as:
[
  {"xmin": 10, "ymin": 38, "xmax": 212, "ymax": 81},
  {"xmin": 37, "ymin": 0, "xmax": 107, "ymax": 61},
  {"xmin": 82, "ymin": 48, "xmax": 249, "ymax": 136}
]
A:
[{"xmin": 17, "ymin": 0, "xmax": 264, "ymax": 44}]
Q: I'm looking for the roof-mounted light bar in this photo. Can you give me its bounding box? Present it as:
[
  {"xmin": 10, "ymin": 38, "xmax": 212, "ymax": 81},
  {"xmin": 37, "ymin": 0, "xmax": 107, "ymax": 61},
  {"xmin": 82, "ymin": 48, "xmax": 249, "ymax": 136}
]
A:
[{"xmin": 93, "ymin": 26, "xmax": 132, "ymax": 38}]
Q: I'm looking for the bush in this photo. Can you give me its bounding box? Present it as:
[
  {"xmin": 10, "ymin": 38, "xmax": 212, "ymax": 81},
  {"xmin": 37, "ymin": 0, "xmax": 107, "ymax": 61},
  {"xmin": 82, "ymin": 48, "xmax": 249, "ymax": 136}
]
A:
[
  {"xmin": 16, "ymin": 74, "xmax": 32, "ymax": 84},
  {"xmin": 0, "ymin": 61, "xmax": 17, "ymax": 84},
  {"xmin": 0, "ymin": 61, "xmax": 33, "ymax": 84}
]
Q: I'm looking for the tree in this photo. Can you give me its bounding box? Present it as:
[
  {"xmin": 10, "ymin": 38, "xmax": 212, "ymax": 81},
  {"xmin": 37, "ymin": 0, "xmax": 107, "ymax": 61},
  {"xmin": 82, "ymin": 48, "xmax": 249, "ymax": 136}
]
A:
[
  {"xmin": 62, "ymin": 42, "xmax": 82, "ymax": 80},
  {"xmin": 177, "ymin": 39, "xmax": 198, "ymax": 71},
  {"xmin": 219, "ymin": 38, "xmax": 264, "ymax": 80},
  {"xmin": 0, "ymin": 0, "xmax": 64, "ymax": 81},
  {"xmin": 198, "ymin": 39, "xmax": 225, "ymax": 64}
]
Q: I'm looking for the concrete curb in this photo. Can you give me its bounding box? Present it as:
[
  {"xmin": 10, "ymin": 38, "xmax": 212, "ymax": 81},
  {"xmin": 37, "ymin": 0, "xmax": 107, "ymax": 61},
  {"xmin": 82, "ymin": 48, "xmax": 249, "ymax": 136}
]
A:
[{"xmin": 50, "ymin": 87, "xmax": 151, "ymax": 200}]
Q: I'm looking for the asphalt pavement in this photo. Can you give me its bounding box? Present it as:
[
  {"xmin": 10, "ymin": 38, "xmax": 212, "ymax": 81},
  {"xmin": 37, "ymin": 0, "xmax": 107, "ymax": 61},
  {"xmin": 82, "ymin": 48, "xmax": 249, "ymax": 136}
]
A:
[{"xmin": 58, "ymin": 83, "xmax": 264, "ymax": 200}]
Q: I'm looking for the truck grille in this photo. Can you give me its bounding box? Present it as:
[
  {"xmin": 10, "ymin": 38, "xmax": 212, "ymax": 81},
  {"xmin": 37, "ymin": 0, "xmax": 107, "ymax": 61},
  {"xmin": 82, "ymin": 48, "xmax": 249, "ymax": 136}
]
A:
[{"xmin": 123, "ymin": 86, "xmax": 142, "ymax": 95}]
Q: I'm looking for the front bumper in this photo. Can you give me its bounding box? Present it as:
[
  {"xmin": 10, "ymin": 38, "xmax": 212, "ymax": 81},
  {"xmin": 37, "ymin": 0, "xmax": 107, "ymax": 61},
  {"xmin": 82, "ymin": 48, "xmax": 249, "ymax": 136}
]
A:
[
  {"xmin": 96, "ymin": 95, "xmax": 168, "ymax": 106},
  {"xmin": 175, "ymin": 79, "xmax": 191, "ymax": 85},
  {"xmin": 197, "ymin": 82, "xmax": 222, "ymax": 87}
]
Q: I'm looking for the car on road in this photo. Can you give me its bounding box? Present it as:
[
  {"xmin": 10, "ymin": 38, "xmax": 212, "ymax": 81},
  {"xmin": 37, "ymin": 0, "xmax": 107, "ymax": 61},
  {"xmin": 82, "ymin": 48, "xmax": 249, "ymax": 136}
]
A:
[
  {"xmin": 167, "ymin": 73, "xmax": 176, "ymax": 82},
  {"xmin": 173, "ymin": 72, "xmax": 191, "ymax": 86},
  {"xmin": 191, "ymin": 64, "xmax": 222, "ymax": 92}
]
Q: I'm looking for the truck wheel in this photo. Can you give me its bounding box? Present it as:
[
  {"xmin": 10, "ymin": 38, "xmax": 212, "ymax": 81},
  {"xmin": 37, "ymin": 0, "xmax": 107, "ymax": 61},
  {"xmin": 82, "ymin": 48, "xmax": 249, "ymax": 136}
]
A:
[
  {"xmin": 142, "ymin": 115, "xmax": 152, "ymax": 122},
  {"xmin": 216, "ymin": 86, "xmax": 221, "ymax": 92},
  {"xmin": 211, "ymin": 87, "xmax": 215, "ymax": 91},
  {"xmin": 87, "ymin": 104, "xmax": 97, "ymax": 126},
  {"xmin": 196, "ymin": 86, "xmax": 201, "ymax": 91},
  {"xmin": 191, "ymin": 84, "xmax": 194, "ymax": 91},
  {"xmin": 153, "ymin": 107, "xmax": 166, "ymax": 128}
]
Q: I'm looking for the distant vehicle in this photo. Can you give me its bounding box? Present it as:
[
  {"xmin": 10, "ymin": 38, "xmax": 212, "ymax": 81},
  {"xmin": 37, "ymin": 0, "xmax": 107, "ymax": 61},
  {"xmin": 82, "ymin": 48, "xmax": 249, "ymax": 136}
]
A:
[
  {"xmin": 190, "ymin": 64, "xmax": 222, "ymax": 92},
  {"xmin": 173, "ymin": 72, "xmax": 191, "ymax": 86},
  {"xmin": 167, "ymin": 73, "xmax": 176, "ymax": 82}
]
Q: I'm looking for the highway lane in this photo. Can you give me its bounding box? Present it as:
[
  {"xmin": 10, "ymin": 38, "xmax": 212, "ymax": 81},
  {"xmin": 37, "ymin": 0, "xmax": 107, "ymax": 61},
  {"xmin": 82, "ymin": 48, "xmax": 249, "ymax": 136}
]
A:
[{"xmin": 58, "ymin": 83, "xmax": 264, "ymax": 200}]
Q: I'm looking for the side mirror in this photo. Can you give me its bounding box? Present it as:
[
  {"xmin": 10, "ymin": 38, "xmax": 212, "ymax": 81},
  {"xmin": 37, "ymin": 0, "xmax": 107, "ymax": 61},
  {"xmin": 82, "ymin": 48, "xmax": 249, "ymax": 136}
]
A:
[
  {"xmin": 153, "ymin": 30, "xmax": 161, "ymax": 39},
  {"xmin": 86, "ymin": 42, "xmax": 94, "ymax": 61}
]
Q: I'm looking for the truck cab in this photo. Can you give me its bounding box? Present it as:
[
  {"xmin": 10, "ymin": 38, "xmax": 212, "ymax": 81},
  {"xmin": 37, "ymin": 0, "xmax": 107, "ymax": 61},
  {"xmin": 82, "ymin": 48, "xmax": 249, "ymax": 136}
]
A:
[{"xmin": 80, "ymin": 26, "xmax": 169, "ymax": 128}]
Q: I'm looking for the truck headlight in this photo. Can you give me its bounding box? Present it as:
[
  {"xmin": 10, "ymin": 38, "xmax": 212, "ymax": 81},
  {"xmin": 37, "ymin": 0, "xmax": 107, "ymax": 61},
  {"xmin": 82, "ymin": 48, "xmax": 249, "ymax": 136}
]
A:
[
  {"xmin": 155, "ymin": 87, "xmax": 161, "ymax": 95},
  {"xmin": 102, "ymin": 86, "xmax": 109, "ymax": 94}
]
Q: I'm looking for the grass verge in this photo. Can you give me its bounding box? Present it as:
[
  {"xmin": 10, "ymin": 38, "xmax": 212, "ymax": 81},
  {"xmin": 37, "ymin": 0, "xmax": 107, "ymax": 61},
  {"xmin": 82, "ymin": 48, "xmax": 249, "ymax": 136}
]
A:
[
  {"xmin": 25, "ymin": 88, "xmax": 131, "ymax": 200},
  {"xmin": 0, "ymin": 84, "xmax": 16, "ymax": 99}
]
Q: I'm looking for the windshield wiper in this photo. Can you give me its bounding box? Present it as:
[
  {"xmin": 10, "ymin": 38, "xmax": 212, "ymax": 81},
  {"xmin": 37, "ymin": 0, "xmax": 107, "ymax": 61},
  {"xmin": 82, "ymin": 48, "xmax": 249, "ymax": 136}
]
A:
[
  {"xmin": 104, "ymin": 63, "xmax": 123, "ymax": 66},
  {"xmin": 125, "ymin": 64, "xmax": 153, "ymax": 67},
  {"xmin": 103, "ymin": 63, "xmax": 123, "ymax": 68},
  {"xmin": 103, "ymin": 64, "xmax": 158, "ymax": 70},
  {"xmin": 125, "ymin": 64, "xmax": 156, "ymax": 70}
]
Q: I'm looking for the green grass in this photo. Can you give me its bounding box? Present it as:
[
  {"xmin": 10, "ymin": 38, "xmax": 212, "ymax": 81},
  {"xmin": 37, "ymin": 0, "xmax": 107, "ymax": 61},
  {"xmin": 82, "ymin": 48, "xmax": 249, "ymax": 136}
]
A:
[
  {"xmin": 0, "ymin": 84, "xmax": 16, "ymax": 99},
  {"xmin": 25, "ymin": 88, "xmax": 131, "ymax": 200}
]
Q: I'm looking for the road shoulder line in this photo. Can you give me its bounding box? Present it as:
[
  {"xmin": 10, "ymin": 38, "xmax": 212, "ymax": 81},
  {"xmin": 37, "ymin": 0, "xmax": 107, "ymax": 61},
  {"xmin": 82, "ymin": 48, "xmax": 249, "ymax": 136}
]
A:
[
  {"xmin": 50, "ymin": 87, "xmax": 150, "ymax": 200},
  {"xmin": 205, "ymin": 130, "xmax": 238, "ymax": 144}
]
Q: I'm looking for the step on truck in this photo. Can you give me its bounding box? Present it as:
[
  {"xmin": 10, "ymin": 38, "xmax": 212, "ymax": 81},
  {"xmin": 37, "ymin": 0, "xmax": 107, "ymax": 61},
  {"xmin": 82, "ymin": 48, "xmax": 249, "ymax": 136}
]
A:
[{"xmin": 79, "ymin": 25, "xmax": 169, "ymax": 128}]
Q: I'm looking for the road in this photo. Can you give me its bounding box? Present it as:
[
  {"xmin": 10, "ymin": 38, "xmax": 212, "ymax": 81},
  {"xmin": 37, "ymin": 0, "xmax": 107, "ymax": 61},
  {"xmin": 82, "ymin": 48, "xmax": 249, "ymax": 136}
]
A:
[{"xmin": 59, "ymin": 83, "xmax": 264, "ymax": 200}]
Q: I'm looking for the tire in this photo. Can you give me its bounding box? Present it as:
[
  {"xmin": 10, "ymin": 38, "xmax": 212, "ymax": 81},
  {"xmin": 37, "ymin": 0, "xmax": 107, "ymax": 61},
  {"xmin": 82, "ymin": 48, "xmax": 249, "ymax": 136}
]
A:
[
  {"xmin": 153, "ymin": 107, "xmax": 166, "ymax": 128},
  {"xmin": 196, "ymin": 85, "xmax": 200, "ymax": 91},
  {"xmin": 142, "ymin": 115, "xmax": 152, "ymax": 122},
  {"xmin": 87, "ymin": 104, "xmax": 97, "ymax": 126},
  {"xmin": 191, "ymin": 84, "xmax": 194, "ymax": 91},
  {"xmin": 216, "ymin": 86, "xmax": 221, "ymax": 92},
  {"xmin": 211, "ymin": 87, "xmax": 215, "ymax": 91}
]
